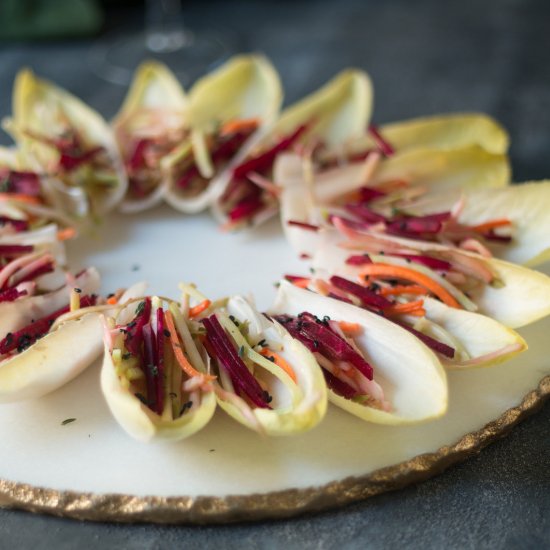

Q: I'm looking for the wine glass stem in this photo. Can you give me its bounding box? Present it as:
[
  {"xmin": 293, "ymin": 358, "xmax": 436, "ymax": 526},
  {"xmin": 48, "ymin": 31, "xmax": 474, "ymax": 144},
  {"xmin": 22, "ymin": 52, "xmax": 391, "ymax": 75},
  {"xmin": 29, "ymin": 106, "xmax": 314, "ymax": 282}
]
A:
[{"xmin": 145, "ymin": 0, "xmax": 192, "ymax": 53}]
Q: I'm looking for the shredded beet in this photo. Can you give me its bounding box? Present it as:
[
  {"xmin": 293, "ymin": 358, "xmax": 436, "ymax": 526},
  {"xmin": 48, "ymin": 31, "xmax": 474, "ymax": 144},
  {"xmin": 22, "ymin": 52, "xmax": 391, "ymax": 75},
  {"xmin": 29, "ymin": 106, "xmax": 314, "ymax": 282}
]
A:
[
  {"xmin": 323, "ymin": 369, "xmax": 358, "ymax": 399},
  {"xmin": 0, "ymin": 294, "xmax": 96, "ymax": 355},
  {"xmin": 392, "ymin": 319, "xmax": 455, "ymax": 359},
  {"xmin": 0, "ymin": 169, "xmax": 41, "ymax": 196},
  {"xmin": 345, "ymin": 203, "xmax": 387, "ymax": 224},
  {"xmin": 11, "ymin": 261, "xmax": 55, "ymax": 286},
  {"xmin": 0, "ymin": 217, "xmax": 29, "ymax": 232},
  {"xmin": 141, "ymin": 323, "xmax": 159, "ymax": 413},
  {"xmin": 368, "ymin": 125, "xmax": 395, "ymax": 156},
  {"xmin": 127, "ymin": 138, "xmax": 151, "ymax": 172},
  {"xmin": 232, "ymin": 123, "xmax": 309, "ymax": 180},
  {"xmin": 0, "ymin": 287, "xmax": 28, "ymax": 304},
  {"xmin": 287, "ymin": 220, "xmax": 320, "ymax": 232},
  {"xmin": 390, "ymin": 254, "xmax": 451, "ymax": 271},
  {"xmin": 228, "ymin": 194, "xmax": 264, "ymax": 222},
  {"xmin": 124, "ymin": 298, "xmax": 152, "ymax": 356},
  {"xmin": 277, "ymin": 312, "xmax": 374, "ymax": 380},
  {"xmin": 330, "ymin": 275, "xmax": 392, "ymax": 311},
  {"xmin": 358, "ymin": 187, "xmax": 386, "ymax": 203},
  {"xmin": 0, "ymin": 244, "xmax": 34, "ymax": 258},
  {"xmin": 203, "ymin": 315, "xmax": 270, "ymax": 409},
  {"xmin": 346, "ymin": 254, "xmax": 372, "ymax": 266},
  {"xmin": 155, "ymin": 309, "xmax": 166, "ymax": 415}
]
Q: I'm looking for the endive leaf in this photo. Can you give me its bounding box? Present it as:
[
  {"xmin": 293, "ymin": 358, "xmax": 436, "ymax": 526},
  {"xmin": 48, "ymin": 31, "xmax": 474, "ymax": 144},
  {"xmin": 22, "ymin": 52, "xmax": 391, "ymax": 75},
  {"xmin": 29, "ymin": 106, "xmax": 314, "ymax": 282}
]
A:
[
  {"xmin": 369, "ymin": 145, "xmax": 510, "ymax": 193},
  {"xmin": 0, "ymin": 313, "xmax": 103, "ymax": 403},
  {"xmin": 212, "ymin": 295, "xmax": 327, "ymax": 436},
  {"xmin": 8, "ymin": 69, "xmax": 127, "ymax": 216},
  {"xmin": 273, "ymin": 69, "xmax": 373, "ymax": 147},
  {"xmin": 311, "ymin": 234, "xmax": 528, "ymax": 365},
  {"xmin": 164, "ymin": 55, "xmax": 282, "ymax": 214},
  {"xmin": 405, "ymin": 181, "xmax": 550, "ymax": 267},
  {"xmin": 269, "ymin": 282, "xmax": 448, "ymax": 425},
  {"xmin": 348, "ymin": 112, "xmax": 509, "ymax": 155},
  {"xmin": 113, "ymin": 61, "xmax": 187, "ymax": 212}
]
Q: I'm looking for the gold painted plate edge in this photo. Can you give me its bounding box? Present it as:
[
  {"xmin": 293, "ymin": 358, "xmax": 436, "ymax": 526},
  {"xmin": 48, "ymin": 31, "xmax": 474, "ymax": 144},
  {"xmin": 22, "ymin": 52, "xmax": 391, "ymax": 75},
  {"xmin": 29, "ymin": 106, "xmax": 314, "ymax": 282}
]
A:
[{"xmin": 0, "ymin": 375, "xmax": 548, "ymax": 525}]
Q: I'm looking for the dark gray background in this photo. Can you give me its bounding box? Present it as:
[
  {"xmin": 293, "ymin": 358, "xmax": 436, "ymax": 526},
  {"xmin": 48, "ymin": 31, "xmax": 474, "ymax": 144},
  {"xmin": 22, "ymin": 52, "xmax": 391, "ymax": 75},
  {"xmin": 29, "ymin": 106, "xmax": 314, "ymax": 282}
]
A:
[{"xmin": 0, "ymin": 0, "xmax": 549, "ymax": 547}]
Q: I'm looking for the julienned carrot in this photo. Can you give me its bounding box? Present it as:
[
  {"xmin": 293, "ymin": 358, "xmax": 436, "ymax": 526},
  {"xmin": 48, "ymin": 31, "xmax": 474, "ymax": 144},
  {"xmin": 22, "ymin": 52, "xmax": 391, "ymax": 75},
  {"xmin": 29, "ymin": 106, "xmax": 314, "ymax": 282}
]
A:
[
  {"xmin": 189, "ymin": 299, "xmax": 211, "ymax": 318},
  {"xmin": 0, "ymin": 193, "xmax": 42, "ymax": 205},
  {"xmin": 259, "ymin": 348, "xmax": 297, "ymax": 383},
  {"xmin": 384, "ymin": 299, "xmax": 425, "ymax": 316},
  {"xmin": 220, "ymin": 117, "xmax": 260, "ymax": 137},
  {"xmin": 470, "ymin": 219, "xmax": 512, "ymax": 233},
  {"xmin": 359, "ymin": 263, "xmax": 461, "ymax": 308},
  {"xmin": 380, "ymin": 284, "xmax": 429, "ymax": 297},
  {"xmin": 291, "ymin": 278, "xmax": 310, "ymax": 289},
  {"xmin": 57, "ymin": 227, "xmax": 77, "ymax": 241},
  {"xmin": 106, "ymin": 296, "xmax": 118, "ymax": 305},
  {"xmin": 164, "ymin": 310, "xmax": 216, "ymax": 380},
  {"xmin": 338, "ymin": 321, "xmax": 362, "ymax": 334}
]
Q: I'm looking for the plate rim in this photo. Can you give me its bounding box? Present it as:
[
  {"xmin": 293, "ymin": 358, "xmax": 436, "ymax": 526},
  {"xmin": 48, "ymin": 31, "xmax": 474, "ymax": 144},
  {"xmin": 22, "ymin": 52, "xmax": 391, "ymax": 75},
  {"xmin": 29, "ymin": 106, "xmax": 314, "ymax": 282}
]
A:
[{"xmin": 0, "ymin": 374, "xmax": 548, "ymax": 525}]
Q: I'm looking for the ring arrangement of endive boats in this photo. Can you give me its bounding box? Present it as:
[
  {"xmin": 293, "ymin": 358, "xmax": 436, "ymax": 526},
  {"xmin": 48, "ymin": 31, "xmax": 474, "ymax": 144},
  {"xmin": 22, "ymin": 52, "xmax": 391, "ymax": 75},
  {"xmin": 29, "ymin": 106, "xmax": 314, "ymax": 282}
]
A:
[{"xmin": 0, "ymin": 54, "xmax": 549, "ymax": 448}]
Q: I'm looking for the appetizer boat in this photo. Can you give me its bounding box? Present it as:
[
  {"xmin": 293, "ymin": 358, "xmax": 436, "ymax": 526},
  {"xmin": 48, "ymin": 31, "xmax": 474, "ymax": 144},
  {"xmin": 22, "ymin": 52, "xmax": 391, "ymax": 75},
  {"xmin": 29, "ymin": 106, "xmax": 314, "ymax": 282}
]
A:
[
  {"xmin": 112, "ymin": 62, "xmax": 188, "ymax": 212},
  {"xmin": 0, "ymin": 280, "xmax": 102, "ymax": 402},
  {"xmin": 163, "ymin": 55, "xmax": 282, "ymax": 214},
  {"xmin": 401, "ymin": 180, "xmax": 550, "ymax": 267},
  {"xmin": 0, "ymin": 146, "xmax": 77, "ymax": 229},
  {"xmin": 205, "ymin": 294, "xmax": 326, "ymax": 435},
  {"xmin": 287, "ymin": 240, "xmax": 526, "ymax": 369},
  {"xmin": 269, "ymin": 281, "xmax": 447, "ymax": 424},
  {"xmin": 0, "ymin": 261, "xmax": 99, "ymax": 335},
  {"xmin": 316, "ymin": 222, "xmax": 550, "ymax": 329},
  {"xmin": 6, "ymin": 69, "xmax": 127, "ymax": 219},
  {"xmin": 338, "ymin": 112, "xmax": 509, "ymax": 158},
  {"xmin": 211, "ymin": 69, "xmax": 372, "ymax": 229},
  {"xmin": 276, "ymin": 149, "xmax": 510, "ymax": 258},
  {"xmin": 0, "ymin": 223, "xmax": 67, "ymax": 265},
  {"xmin": 101, "ymin": 289, "xmax": 217, "ymax": 442}
]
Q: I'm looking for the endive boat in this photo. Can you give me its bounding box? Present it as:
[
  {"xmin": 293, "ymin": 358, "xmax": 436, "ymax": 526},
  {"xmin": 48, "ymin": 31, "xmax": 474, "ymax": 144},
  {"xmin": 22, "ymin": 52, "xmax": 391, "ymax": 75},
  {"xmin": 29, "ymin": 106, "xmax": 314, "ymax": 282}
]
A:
[
  {"xmin": 338, "ymin": 112, "xmax": 509, "ymax": 157},
  {"xmin": 0, "ymin": 281, "xmax": 102, "ymax": 402},
  {"xmin": 101, "ymin": 288, "xmax": 217, "ymax": 442},
  {"xmin": 208, "ymin": 294, "xmax": 326, "ymax": 435},
  {"xmin": 163, "ymin": 55, "xmax": 282, "ymax": 214},
  {"xmin": 0, "ymin": 146, "xmax": 78, "ymax": 228},
  {"xmin": 288, "ymin": 236, "xmax": 527, "ymax": 369},
  {"xmin": 112, "ymin": 61, "xmax": 188, "ymax": 212},
  {"xmin": 5, "ymin": 69, "xmax": 128, "ymax": 219},
  {"xmin": 276, "ymin": 149, "xmax": 511, "ymax": 258},
  {"xmin": 210, "ymin": 68, "xmax": 373, "ymax": 229},
  {"xmin": 317, "ymin": 222, "xmax": 550, "ymax": 329},
  {"xmin": 401, "ymin": 180, "xmax": 550, "ymax": 267},
  {"xmin": 269, "ymin": 281, "xmax": 448, "ymax": 425}
]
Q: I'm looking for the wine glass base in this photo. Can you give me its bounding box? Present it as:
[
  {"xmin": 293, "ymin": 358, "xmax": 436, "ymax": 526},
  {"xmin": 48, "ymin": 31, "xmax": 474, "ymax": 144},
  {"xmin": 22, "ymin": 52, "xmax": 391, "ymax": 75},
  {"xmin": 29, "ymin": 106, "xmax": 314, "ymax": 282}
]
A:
[{"xmin": 89, "ymin": 29, "xmax": 236, "ymax": 86}]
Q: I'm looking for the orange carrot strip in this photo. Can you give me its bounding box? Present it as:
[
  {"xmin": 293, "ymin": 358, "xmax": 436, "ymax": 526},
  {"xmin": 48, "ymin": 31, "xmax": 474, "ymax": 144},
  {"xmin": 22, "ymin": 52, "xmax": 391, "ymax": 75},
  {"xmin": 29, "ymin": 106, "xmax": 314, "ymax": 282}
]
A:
[
  {"xmin": 380, "ymin": 284, "xmax": 429, "ymax": 297},
  {"xmin": 0, "ymin": 193, "xmax": 42, "ymax": 205},
  {"xmin": 165, "ymin": 310, "xmax": 216, "ymax": 380},
  {"xmin": 359, "ymin": 263, "xmax": 461, "ymax": 308},
  {"xmin": 291, "ymin": 278, "xmax": 310, "ymax": 289},
  {"xmin": 259, "ymin": 348, "xmax": 297, "ymax": 383},
  {"xmin": 220, "ymin": 117, "xmax": 260, "ymax": 137},
  {"xmin": 385, "ymin": 299, "xmax": 425, "ymax": 316},
  {"xmin": 470, "ymin": 219, "xmax": 512, "ymax": 233},
  {"xmin": 57, "ymin": 227, "xmax": 77, "ymax": 241},
  {"xmin": 338, "ymin": 321, "xmax": 362, "ymax": 335},
  {"xmin": 106, "ymin": 296, "xmax": 118, "ymax": 305},
  {"xmin": 189, "ymin": 299, "xmax": 211, "ymax": 318}
]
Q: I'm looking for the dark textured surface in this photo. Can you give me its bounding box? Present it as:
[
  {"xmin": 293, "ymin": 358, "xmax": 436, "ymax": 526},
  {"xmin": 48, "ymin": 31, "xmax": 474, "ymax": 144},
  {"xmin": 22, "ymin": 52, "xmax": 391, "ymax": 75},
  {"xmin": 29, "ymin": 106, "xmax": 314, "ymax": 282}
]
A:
[{"xmin": 0, "ymin": 0, "xmax": 549, "ymax": 547}]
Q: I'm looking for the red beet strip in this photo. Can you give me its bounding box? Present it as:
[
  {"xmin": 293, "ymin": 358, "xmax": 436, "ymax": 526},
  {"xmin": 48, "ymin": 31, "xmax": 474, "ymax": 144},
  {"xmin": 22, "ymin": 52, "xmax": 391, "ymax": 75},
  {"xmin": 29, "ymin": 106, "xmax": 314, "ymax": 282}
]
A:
[
  {"xmin": 0, "ymin": 294, "xmax": 96, "ymax": 355},
  {"xmin": 202, "ymin": 315, "xmax": 270, "ymax": 409},
  {"xmin": 368, "ymin": 125, "xmax": 395, "ymax": 156},
  {"xmin": 232, "ymin": 123, "xmax": 309, "ymax": 180},
  {"xmin": 155, "ymin": 308, "xmax": 166, "ymax": 415},
  {"xmin": 323, "ymin": 369, "xmax": 359, "ymax": 399},
  {"xmin": 330, "ymin": 275, "xmax": 392, "ymax": 310},
  {"xmin": 0, "ymin": 287, "xmax": 28, "ymax": 303},
  {"xmin": 0, "ymin": 217, "xmax": 29, "ymax": 232}
]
